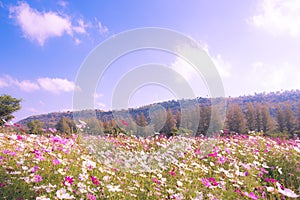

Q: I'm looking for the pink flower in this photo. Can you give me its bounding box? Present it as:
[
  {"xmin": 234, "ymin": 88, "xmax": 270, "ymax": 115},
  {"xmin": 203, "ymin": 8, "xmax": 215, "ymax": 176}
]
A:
[
  {"xmin": 87, "ymin": 193, "xmax": 96, "ymax": 200},
  {"xmin": 208, "ymin": 152, "xmax": 217, "ymax": 157},
  {"xmin": 243, "ymin": 192, "xmax": 258, "ymax": 200},
  {"xmin": 31, "ymin": 166, "xmax": 39, "ymax": 173},
  {"xmin": 14, "ymin": 123, "xmax": 21, "ymax": 127},
  {"xmin": 33, "ymin": 175, "xmax": 42, "ymax": 183},
  {"xmin": 169, "ymin": 168, "xmax": 176, "ymax": 176},
  {"xmin": 52, "ymin": 159, "xmax": 60, "ymax": 165},
  {"xmin": 201, "ymin": 178, "xmax": 211, "ymax": 187},
  {"xmin": 63, "ymin": 176, "xmax": 74, "ymax": 186},
  {"xmin": 264, "ymin": 178, "xmax": 277, "ymax": 183},
  {"xmin": 17, "ymin": 135, "xmax": 23, "ymax": 140},
  {"xmin": 0, "ymin": 182, "xmax": 5, "ymax": 187},
  {"xmin": 90, "ymin": 176, "xmax": 100, "ymax": 186},
  {"xmin": 152, "ymin": 177, "xmax": 161, "ymax": 185},
  {"xmin": 48, "ymin": 128, "xmax": 57, "ymax": 133},
  {"xmin": 218, "ymin": 156, "xmax": 226, "ymax": 164},
  {"xmin": 195, "ymin": 148, "xmax": 201, "ymax": 155}
]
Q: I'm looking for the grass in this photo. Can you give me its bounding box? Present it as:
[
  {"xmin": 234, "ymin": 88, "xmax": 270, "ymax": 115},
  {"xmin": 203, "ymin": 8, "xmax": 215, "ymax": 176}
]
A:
[{"xmin": 0, "ymin": 131, "xmax": 299, "ymax": 199}]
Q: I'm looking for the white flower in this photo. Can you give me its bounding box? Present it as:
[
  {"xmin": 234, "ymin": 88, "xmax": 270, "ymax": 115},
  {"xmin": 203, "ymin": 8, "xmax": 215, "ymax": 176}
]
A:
[
  {"xmin": 193, "ymin": 192, "xmax": 203, "ymax": 200},
  {"xmin": 36, "ymin": 196, "xmax": 50, "ymax": 200},
  {"xmin": 103, "ymin": 175, "xmax": 110, "ymax": 182},
  {"xmin": 266, "ymin": 186, "xmax": 274, "ymax": 192},
  {"xmin": 56, "ymin": 188, "xmax": 75, "ymax": 199},
  {"xmin": 177, "ymin": 180, "xmax": 183, "ymax": 187},
  {"xmin": 57, "ymin": 168, "xmax": 66, "ymax": 175},
  {"xmin": 276, "ymin": 182, "xmax": 300, "ymax": 198},
  {"xmin": 172, "ymin": 193, "xmax": 184, "ymax": 200},
  {"xmin": 82, "ymin": 160, "xmax": 96, "ymax": 170},
  {"xmin": 107, "ymin": 184, "xmax": 122, "ymax": 192}
]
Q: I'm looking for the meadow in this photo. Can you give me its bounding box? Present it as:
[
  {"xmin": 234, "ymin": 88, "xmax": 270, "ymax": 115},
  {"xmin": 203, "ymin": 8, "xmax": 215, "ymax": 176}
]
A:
[{"xmin": 0, "ymin": 131, "xmax": 299, "ymax": 199}]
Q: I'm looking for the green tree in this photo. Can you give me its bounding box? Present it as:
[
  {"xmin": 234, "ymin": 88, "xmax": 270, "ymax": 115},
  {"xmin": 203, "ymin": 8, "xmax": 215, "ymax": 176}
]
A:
[
  {"xmin": 276, "ymin": 105, "xmax": 285, "ymax": 133},
  {"xmin": 175, "ymin": 110, "xmax": 181, "ymax": 129},
  {"xmin": 197, "ymin": 105, "xmax": 211, "ymax": 136},
  {"xmin": 284, "ymin": 103, "xmax": 295, "ymax": 135},
  {"xmin": 84, "ymin": 117, "xmax": 103, "ymax": 135},
  {"xmin": 208, "ymin": 106, "xmax": 223, "ymax": 134},
  {"xmin": 161, "ymin": 109, "xmax": 177, "ymax": 136},
  {"xmin": 27, "ymin": 120, "xmax": 43, "ymax": 134},
  {"xmin": 226, "ymin": 104, "xmax": 245, "ymax": 134},
  {"xmin": 261, "ymin": 105, "xmax": 272, "ymax": 133},
  {"xmin": 255, "ymin": 103, "xmax": 262, "ymax": 132},
  {"xmin": 0, "ymin": 94, "xmax": 22, "ymax": 125},
  {"xmin": 151, "ymin": 109, "xmax": 166, "ymax": 133},
  {"xmin": 56, "ymin": 117, "xmax": 77, "ymax": 134},
  {"xmin": 296, "ymin": 105, "xmax": 300, "ymax": 136},
  {"xmin": 245, "ymin": 103, "xmax": 255, "ymax": 131},
  {"xmin": 136, "ymin": 113, "xmax": 148, "ymax": 127}
]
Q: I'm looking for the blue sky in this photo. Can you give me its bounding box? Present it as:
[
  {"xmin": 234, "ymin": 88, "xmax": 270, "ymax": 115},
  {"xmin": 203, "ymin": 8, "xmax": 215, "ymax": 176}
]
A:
[{"xmin": 0, "ymin": 0, "xmax": 300, "ymax": 121}]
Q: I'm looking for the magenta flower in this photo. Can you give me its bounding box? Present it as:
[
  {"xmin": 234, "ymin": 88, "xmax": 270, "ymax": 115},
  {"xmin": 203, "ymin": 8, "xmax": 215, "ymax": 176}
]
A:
[
  {"xmin": 52, "ymin": 159, "xmax": 60, "ymax": 165},
  {"xmin": 218, "ymin": 156, "xmax": 226, "ymax": 164},
  {"xmin": 87, "ymin": 193, "xmax": 96, "ymax": 200},
  {"xmin": 208, "ymin": 152, "xmax": 217, "ymax": 157},
  {"xmin": 201, "ymin": 178, "xmax": 211, "ymax": 187},
  {"xmin": 169, "ymin": 168, "xmax": 176, "ymax": 176},
  {"xmin": 265, "ymin": 178, "xmax": 277, "ymax": 183},
  {"xmin": 152, "ymin": 177, "xmax": 161, "ymax": 185},
  {"xmin": 243, "ymin": 192, "xmax": 258, "ymax": 200},
  {"xmin": 63, "ymin": 176, "xmax": 74, "ymax": 186},
  {"xmin": 33, "ymin": 175, "xmax": 42, "ymax": 183},
  {"xmin": 31, "ymin": 166, "xmax": 39, "ymax": 173},
  {"xmin": 90, "ymin": 176, "xmax": 100, "ymax": 186}
]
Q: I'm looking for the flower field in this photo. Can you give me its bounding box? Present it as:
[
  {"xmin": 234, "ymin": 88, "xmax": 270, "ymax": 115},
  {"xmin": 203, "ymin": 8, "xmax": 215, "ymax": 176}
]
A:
[{"xmin": 0, "ymin": 132, "xmax": 299, "ymax": 199}]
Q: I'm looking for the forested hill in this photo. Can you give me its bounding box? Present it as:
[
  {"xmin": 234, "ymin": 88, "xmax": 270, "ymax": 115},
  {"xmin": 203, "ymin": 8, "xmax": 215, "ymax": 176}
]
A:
[{"xmin": 18, "ymin": 90, "xmax": 300, "ymax": 128}]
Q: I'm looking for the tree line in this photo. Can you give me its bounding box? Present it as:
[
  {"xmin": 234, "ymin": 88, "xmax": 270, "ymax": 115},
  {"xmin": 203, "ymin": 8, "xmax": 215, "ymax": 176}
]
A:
[
  {"xmin": 24, "ymin": 101, "xmax": 299, "ymax": 138},
  {"xmin": 1, "ymin": 93, "xmax": 300, "ymax": 137}
]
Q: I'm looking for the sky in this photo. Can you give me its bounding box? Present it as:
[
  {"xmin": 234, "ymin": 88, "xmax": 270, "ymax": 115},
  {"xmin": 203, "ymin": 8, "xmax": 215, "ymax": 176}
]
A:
[{"xmin": 0, "ymin": 0, "xmax": 300, "ymax": 121}]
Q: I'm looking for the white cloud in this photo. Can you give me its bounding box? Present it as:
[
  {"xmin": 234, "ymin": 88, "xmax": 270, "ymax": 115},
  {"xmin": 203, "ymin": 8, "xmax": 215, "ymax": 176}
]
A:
[
  {"xmin": 74, "ymin": 38, "xmax": 81, "ymax": 45},
  {"xmin": 57, "ymin": 1, "xmax": 68, "ymax": 7},
  {"xmin": 37, "ymin": 77, "xmax": 75, "ymax": 94},
  {"xmin": 16, "ymin": 80, "xmax": 40, "ymax": 92},
  {"xmin": 0, "ymin": 75, "xmax": 76, "ymax": 94},
  {"xmin": 0, "ymin": 75, "xmax": 39, "ymax": 92},
  {"xmin": 0, "ymin": 77, "xmax": 10, "ymax": 88},
  {"xmin": 73, "ymin": 19, "xmax": 89, "ymax": 34},
  {"xmin": 9, "ymin": 2, "xmax": 72, "ymax": 45},
  {"xmin": 8, "ymin": 2, "xmax": 107, "ymax": 45},
  {"xmin": 96, "ymin": 19, "xmax": 108, "ymax": 34},
  {"xmin": 249, "ymin": 61, "xmax": 300, "ymax": 92},
  {"xmin": 249, "ymin": 0, "xmax": 300, "ymax": 37}
]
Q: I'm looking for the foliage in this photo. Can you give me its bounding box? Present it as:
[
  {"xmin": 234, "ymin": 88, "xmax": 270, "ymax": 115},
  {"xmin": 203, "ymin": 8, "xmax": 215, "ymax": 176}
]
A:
[
  {"xmin": 27, "ymin": 120, "xmax": 43, "ymax": 135},
  {"xmin": 0, "ymin": 94, "xmax": 22, "ymax": 125},
  {"xmin": 56, "ymin": 117, "xmax": 77, "ymax": 135}
]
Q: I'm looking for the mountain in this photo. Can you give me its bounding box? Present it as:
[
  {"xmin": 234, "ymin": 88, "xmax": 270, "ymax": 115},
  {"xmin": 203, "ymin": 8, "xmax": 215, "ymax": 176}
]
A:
[{"xmin": 17, "ymin": 89, "xmax": 300, "ymax": 128}]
